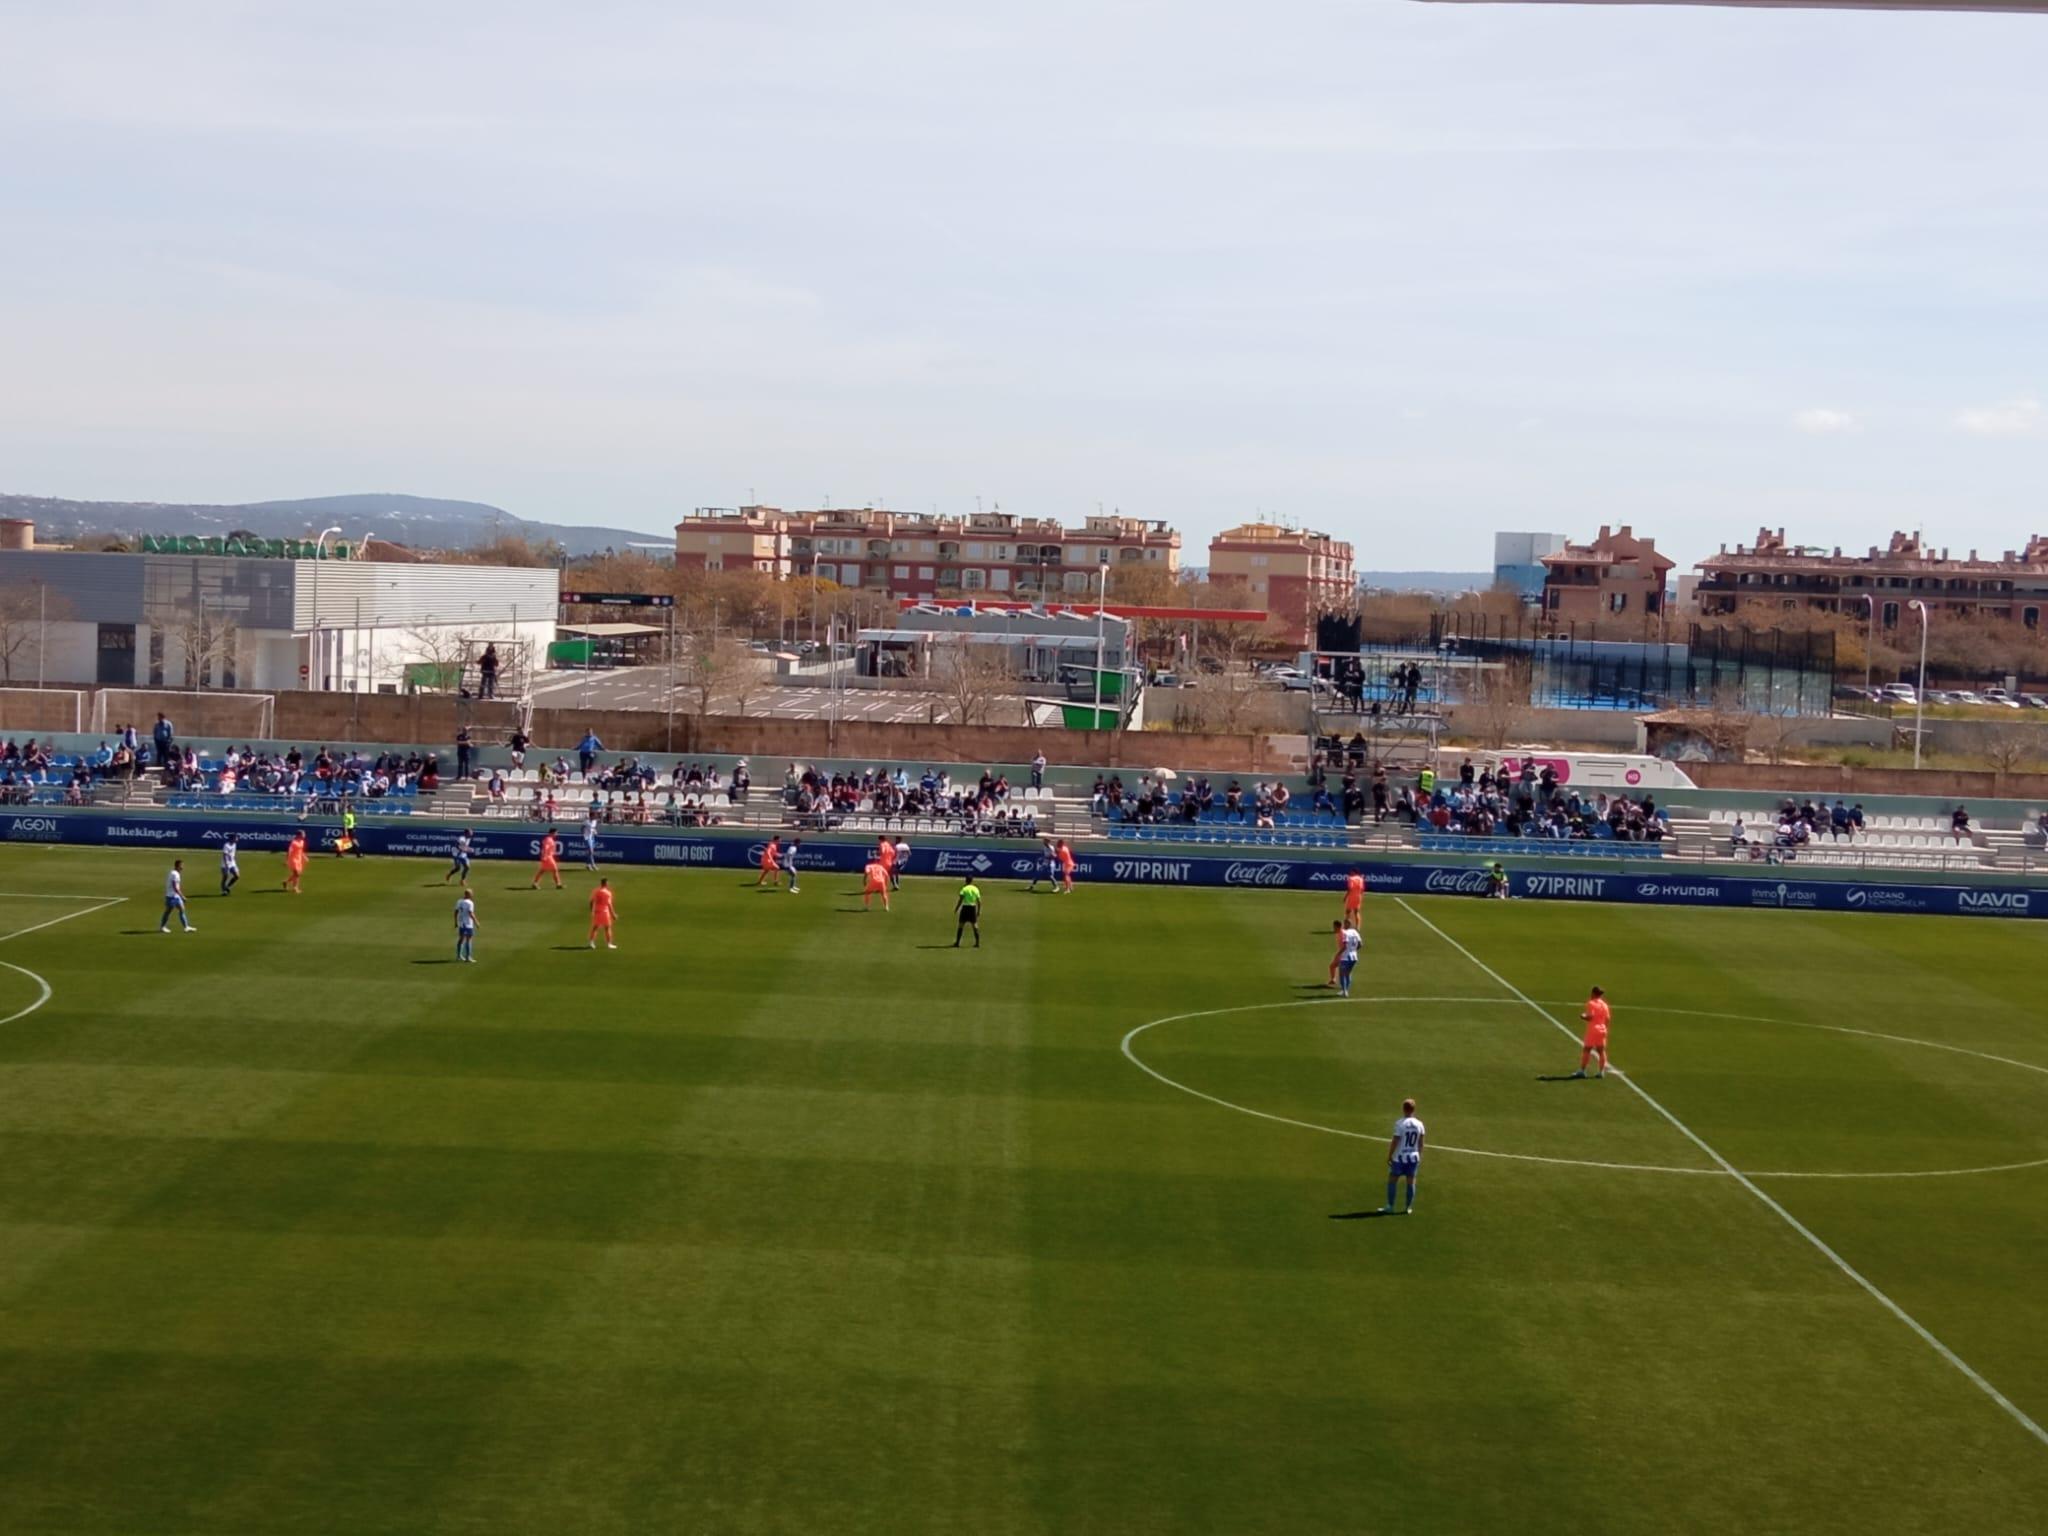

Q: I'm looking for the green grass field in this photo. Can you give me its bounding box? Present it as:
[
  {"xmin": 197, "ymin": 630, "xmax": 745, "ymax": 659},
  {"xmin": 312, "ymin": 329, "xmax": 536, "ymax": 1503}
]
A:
[{"xmin": 1, "ymin": 844, "xmax": 2045, "ymax": 1535}]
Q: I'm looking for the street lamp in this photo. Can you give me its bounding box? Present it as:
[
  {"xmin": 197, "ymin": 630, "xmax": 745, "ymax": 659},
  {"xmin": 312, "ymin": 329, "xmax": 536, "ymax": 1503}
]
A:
[
  {"xmin": 1909, "ymin": 599, "xmax": 1929, "ymax": 769},
  {"xmin": 1093, "ymin": 551, "xmax": 1110, "ymax": 728},
  {"xmin": 309, "ymin": 525, "xmax": 342, "ymax": 690},
  {"xmin": 1859, "ymin": 593, "xmax": 1875, "ymax": 698}
]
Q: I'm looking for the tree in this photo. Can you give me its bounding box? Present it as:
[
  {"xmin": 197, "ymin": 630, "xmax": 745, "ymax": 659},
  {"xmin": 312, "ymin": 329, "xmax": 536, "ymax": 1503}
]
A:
[
  {"xmin": 451, "ymin": 533, "xmax": 563, "ymax": 568},
  {"xmin": 0, "ymin": 586, "xmax": 47, "ymax": 682},
  {"xmin": 1464, "ymin": 657, "xmax": 1533, "ymax": 751},
  {"xmin": 401, "ymin": 624, "xmax": 474, "ymax": 693},
  {"xmin": 933, "ymin": 642, "xmax": 1015, "ymax": 726},
  {"xmin": 566, "ymin": 551, "xmax": 675, "ymax": 599},
  {"xmin": 1694, "ymin": 683, "xmax": 1753, "ymax": 761},
  {"xmin": 1981, "ymin": 725, "xmax": 2041, "ymax": 777},
  {"xmin": 1749, "ymin": 710, "xmax": 1803, "ymax": 765},
  {"xmin": 165, "ymin": 606, "xmax": 240, "ymax": 689},
  {"xmin": 682, "ymin": 633, "xmax": 754, "ymax": 720}
]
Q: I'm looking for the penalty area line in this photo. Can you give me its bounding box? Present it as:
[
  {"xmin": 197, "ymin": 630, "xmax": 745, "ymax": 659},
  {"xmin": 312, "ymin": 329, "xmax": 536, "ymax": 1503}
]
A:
[
  {"xmin": 0, "ymin": 896, "xmax": 127, "ymax": 944},
  {"xmin": 1393, "ymin": 896, "xmax": 2048, "ymax": 1453}
]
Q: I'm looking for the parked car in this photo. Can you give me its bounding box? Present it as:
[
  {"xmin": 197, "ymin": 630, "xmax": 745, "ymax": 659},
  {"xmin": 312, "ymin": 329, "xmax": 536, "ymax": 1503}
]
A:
[
  {"xmin": 2023, "ymin": 694, "xmax": 2048, "ymax": 710},
  {"xmin": 1279, "ymin": 673, "xmax": 1335, "ymax": 693},
  {"xmin": 1878, "ymin": 683, "xmax": 1917, "ymax": 702},
  {"xmin": 1832, "ymin": 684, "xmax": 1878, "ymax": 702},
  {"xmin": 1950, "ymin": 690, "xmax": 1987, "ymax": 706},
  {"xmin": 1981, "ymin": 688, "xmax": 2023, "ymax": 708}
]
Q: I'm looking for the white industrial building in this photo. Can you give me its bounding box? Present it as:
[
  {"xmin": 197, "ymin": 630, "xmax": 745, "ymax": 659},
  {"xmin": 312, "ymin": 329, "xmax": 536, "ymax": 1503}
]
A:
[{"xmin": 0, "ymin": 532, "xmax": 558, "ymax": 695}]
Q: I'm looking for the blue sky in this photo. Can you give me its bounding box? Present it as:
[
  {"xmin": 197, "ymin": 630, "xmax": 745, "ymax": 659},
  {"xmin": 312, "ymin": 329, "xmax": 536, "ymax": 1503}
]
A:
[{"xmin": 2, "ymin": 0, "xmax": 2044, "ymax": 571}]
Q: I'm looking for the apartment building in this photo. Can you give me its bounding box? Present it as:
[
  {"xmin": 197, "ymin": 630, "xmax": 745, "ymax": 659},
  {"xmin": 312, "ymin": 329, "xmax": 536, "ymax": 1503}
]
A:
[
  {"xmin": 1205, "ymin": 523, "xmax": 1356, "ymax": 646},
  {"xmin": 1538, "ymin": 524, "xmax": 1675, "ymax": 627},
  {"xmin": 1694, "ymin": 528, "xmax": 2048, "ymax": 631},
  {"xmin": 673, "ymin": 507, "xmax": 1179, "ymax": 599}
]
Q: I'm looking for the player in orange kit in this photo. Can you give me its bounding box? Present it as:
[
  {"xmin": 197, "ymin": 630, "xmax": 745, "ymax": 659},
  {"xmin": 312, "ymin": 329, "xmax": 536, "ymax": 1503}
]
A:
[
  {"xmin": 283, "ymin": 829, "xmax": 308, "ymax": 894},
  {"xmin": 587, "ymin": 877, "xmax": 618, "ymax": 949},
  {"xmin": 1056, "ymin": 838, "xmax": 1076, "ymax": 894},
  {"xmin": 756, "ymin": 835, "xmax": 782, "ymax": 888},
  {"xmin": 1343, "ymin": 869, "xmax": 1364, "ymax": 924},
  {"xmin": 861, "ymin": 856, "xmax": 891, "ymax": 912},
  {"xmin": 877, "ymin": 835, "xmax": 897, "ymax": 890},
  {"xmin": 1571, "ymin": 986, "xmax": 1612, "ymax": 1078},
  {"xmin": 530, "ymin": 828, "xmax": 564, "ymax": 890}
]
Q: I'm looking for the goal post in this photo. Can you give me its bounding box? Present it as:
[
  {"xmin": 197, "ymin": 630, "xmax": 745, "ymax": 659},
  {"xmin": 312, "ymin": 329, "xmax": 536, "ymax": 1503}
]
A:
[
  {"xmin": 0, "ymin": 687, "xmax": 85, "ymax": 733},
  {"xmin": 90, "ymin": 689, "xmax": 276, "ymax": 741}
]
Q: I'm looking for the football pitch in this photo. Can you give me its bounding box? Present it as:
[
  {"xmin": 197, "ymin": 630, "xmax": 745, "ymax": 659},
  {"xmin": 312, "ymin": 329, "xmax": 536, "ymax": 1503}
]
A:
[{"xmin": 0, "ymin": 845, "xmax": 2045, "ymax": 1535}]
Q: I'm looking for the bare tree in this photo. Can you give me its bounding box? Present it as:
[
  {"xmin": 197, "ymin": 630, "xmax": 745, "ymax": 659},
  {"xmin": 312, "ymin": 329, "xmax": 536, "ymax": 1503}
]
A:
[
  {"xmin": 1465, "ymin": 657, "xmax": 1533, "ymax": 752},
  {"xmin": 727, "ymin": 647, "xmax": 769, "ymax": 717},
  {"xmin": 1749, "ymin": 711, "xmax": 1804, "ymax": 765},
  {"xmin": 933, "ymin": 642, "xmax": 1015, "ymax": 726},
  {"xmin": 0, "ymin": 587, "xmax": 46, "ymax": 682},
  {"xmin": 1694, "ymin": 683, "xmax": 1754, "ymax": 761},
  {"xmin": 683, "ymin": 633, "xmax": 753, "ymax": 720},
  {"xmin": 1195, "ymin": 664, "xmax": 1263, "ymax": 734},
  {"xmin": 401, "ymin": 624, "xmax": 474, "ymax": 693},
  {"xmin": 165, "ymin": 607, "xmax": 241, "ymax": 689},
  {"xmin": 1981, "ymin": 725, "xmax": 2041, "ymax": 777}
]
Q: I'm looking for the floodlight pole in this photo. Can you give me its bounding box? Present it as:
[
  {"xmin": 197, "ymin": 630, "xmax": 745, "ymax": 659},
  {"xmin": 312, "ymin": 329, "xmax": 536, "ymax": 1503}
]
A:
[
  {"xmin": 309, "ymin": 526, "xmax": 342, "ymax": 690},
  {"xmin": 1859, "ymin": 592, "xmax": 1875, "ymax": 698},
  {"xmin": 1910, "ymin": 599, "xmax": 1929, "ymax": 768},
  {"xmin": 1094, "ymin": 552, "xmax": 1109, "ymax": 729},
  {"xmin": 36, "ymin": 580, "xmax": 46, "ymax": 691}
]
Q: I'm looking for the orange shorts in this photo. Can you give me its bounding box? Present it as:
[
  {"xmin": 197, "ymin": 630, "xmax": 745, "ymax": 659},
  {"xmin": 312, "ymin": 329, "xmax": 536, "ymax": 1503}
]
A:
[
  {"xmin": 1583, "ymin": 1025, "xmax": 1608, "ymax": 1049},
  {"xmin": 539, "ymin": 858, "xmax": 559, "ymax": 872}
]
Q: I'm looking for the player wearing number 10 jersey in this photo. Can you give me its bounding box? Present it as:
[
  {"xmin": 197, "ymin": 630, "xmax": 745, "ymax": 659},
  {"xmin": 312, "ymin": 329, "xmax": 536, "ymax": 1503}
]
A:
[{"xmin": 1381, "ymin": 1099, "xmax": 1425, "ymax": 1215}]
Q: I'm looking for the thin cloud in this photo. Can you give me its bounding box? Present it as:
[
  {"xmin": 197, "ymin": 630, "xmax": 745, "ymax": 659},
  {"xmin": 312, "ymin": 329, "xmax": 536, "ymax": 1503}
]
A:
[
  {"xmin": 1792, "ymin": 409, "xmax": 1858, "ymax": 435},
  {"xmin": 1954, "ymin": 399, "xmax": 2043, "ymax": 438}
]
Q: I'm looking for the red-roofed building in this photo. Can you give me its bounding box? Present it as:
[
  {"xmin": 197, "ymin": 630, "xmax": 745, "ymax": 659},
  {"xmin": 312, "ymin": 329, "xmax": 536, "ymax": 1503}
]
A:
[{"xmin": 1539, "ymin": 525, "xmax": 1675, "ymax": 629}]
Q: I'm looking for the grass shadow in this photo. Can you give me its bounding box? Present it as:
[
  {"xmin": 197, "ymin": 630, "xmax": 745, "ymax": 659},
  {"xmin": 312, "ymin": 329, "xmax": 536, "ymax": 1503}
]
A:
[{"xmin": 1329, "ymin": 1210, "xmax": 1396, "ymax": 1220}]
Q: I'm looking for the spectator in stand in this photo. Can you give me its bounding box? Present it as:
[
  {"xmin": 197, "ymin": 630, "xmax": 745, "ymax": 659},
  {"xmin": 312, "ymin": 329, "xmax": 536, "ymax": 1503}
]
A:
[
  {"xmin": 455, "ymin": 726, "xmax": 473, "ymax": 780},
  {"xmin": 576, "ymin": 730, "xmax": 605, "ymax": 778},
  {"xmin": 478, "ymin": 643, "xmax": 500, "ymax": 700},
  {"xmin": 507, "ymin": 728, "xmax": 529, "ymax": 770},
  {"xmin": 153, "ymin": 713, "xmax": 176, "ymax": 767},
  {"xmin": 1729, "ymin": 815, "xmax": 1749, "ymax": 851},
  {"xmin": 1030, "ymin": 751, "xmax": 1046, "ymax": 791},
  {"xmin": 1951, "ymin": 805, "xmax": 1972, "ymax": 844}
]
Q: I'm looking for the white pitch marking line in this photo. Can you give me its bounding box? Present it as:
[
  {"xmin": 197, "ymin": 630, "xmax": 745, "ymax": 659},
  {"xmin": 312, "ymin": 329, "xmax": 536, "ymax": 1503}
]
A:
[
  {"xmin": 0, "ymin": 896, "xmax": 125, "ymax": 943},
  {"xmin": 0, "ymin": 961, "xmax": 52, "ymax": 1027},
  {"xmin": 1532, "ymin": 1003, "xmax": 2048, "ymax": 1083},
  {"xmin": 0, "ymin": 892, "xmax": 131, "ymax": 900},
  {"xmin": 1394, "ymin": 897, "xmax": 2048, "ymax": 1452},
  {"xmin": 1126, "ymin": 997, "xmax": 2048, "ymax": 1179},
  {"xmin": 1120, "ymin": 997, "xmax": 1721, "ymax": 1176}
]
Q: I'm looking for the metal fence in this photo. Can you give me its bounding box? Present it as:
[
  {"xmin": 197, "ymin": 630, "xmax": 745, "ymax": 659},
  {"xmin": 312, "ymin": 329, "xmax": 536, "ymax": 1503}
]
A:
[{"xmin": 1420, "ymin": 615, "xmax": 1837, "ymax": 715}]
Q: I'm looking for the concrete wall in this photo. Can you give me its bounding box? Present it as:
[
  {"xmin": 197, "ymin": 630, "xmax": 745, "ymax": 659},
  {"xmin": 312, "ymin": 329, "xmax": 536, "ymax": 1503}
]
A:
[{"xmin": 0, "ymin": 684, "xmax": 1283, "ymax": 770}]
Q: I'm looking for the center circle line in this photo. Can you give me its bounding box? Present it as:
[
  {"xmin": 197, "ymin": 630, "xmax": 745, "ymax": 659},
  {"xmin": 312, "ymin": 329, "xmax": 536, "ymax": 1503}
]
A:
[{"xmin": 1120, "ymin": 995, "xmax": 2048, "ymax": 1181}]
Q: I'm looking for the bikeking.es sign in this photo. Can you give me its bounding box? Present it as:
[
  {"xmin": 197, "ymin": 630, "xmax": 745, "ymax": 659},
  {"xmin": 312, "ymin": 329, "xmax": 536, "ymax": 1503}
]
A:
[{"xmin": 138, "ymin": 534, "xmax": 355, "ymax": 560}]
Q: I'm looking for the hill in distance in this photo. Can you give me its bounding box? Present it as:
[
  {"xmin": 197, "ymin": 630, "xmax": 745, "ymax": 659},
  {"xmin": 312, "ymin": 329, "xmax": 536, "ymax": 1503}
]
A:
[{"xmin": 0, "ymin": 492, "xmax": 670, "ymax": 559}]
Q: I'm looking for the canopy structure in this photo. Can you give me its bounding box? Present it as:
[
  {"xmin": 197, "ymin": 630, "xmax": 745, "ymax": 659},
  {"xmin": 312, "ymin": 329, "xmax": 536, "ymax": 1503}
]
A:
[{"xmin": 1418, "ymin": 2, "xmax": 2045, "ymax": 11}]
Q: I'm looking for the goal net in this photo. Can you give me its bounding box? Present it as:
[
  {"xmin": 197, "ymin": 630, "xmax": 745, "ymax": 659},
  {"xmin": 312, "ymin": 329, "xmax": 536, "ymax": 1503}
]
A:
[
  {"xmin": 0, "ymin": 687, "xmax": 86, "ymax": 733},
  {"xmin": 90, "ymin": 689, "xmax": 276, "ymax": 741}
]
